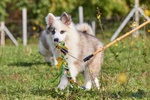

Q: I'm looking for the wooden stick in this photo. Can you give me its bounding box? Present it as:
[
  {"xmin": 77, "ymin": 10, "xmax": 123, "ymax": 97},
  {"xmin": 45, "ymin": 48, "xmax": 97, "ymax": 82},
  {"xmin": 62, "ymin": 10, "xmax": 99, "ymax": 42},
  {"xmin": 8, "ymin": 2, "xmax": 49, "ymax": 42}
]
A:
[{"xmin": 83, "ymin": 20, "xmax": 150, "ymax": 62}]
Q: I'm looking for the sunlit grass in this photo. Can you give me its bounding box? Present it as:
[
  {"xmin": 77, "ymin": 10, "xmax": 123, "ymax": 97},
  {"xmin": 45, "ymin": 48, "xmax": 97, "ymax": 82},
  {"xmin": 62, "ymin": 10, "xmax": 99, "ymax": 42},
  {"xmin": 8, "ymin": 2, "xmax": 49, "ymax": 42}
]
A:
[{"xmin": 0, "ymin": 36, "xmax": 149, "ymax": 99}]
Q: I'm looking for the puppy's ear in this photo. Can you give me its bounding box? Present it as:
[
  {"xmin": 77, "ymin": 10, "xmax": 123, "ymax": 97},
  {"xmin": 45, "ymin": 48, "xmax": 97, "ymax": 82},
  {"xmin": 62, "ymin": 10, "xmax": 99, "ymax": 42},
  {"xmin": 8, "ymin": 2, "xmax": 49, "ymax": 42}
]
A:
[
  {"xmin": 60, "ymin": 12, "xmax": 71, "ymax": 26},
  {"xmin": 45, "ymin": 13, "xmax": 55, "ymax": 27}
]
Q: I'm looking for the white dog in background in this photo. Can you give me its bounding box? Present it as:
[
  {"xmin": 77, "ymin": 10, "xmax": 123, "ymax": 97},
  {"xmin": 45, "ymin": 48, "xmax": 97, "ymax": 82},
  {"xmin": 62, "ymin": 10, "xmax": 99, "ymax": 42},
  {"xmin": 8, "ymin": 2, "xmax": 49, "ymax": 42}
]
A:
[{"xmin": 39, "ymin": 12, "xmax": 104, "ymax": 90}]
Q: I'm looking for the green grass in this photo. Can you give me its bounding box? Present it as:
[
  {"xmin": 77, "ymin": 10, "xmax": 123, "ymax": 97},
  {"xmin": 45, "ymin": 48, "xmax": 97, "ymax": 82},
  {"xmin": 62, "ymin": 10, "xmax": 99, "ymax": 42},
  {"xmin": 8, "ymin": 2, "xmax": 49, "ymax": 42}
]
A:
[{"xmin": 0, "ymin": 36, "xmax": 150, "ymax": 100}]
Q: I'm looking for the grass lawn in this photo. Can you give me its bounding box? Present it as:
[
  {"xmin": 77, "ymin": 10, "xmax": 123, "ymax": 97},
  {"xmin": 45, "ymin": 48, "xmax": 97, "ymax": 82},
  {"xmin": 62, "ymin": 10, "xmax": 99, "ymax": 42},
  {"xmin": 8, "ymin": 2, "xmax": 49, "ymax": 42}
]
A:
[{"xmin": 0, "ymin": 36, "xmax": 150, "ymax": 99}]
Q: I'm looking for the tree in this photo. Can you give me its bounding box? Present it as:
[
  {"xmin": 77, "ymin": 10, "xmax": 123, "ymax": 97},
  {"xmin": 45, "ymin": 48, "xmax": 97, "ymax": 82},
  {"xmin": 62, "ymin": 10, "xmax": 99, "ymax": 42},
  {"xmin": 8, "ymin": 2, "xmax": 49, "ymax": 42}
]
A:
[
  {"xmin": 0, "ymin": 0, "xmax": 10, "ymax": 21},
  {"xmin": 2, "ymin": 0, "xmax": 150, "ymax": 31}
]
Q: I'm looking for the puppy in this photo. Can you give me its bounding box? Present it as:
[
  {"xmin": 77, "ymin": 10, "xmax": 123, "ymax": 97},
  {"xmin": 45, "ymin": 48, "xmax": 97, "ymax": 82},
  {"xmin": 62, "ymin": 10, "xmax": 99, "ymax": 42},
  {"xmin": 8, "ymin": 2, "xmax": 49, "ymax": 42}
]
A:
[{"xmin": 41, "ymin": 12, "xmax": 104, "ymax": 90}]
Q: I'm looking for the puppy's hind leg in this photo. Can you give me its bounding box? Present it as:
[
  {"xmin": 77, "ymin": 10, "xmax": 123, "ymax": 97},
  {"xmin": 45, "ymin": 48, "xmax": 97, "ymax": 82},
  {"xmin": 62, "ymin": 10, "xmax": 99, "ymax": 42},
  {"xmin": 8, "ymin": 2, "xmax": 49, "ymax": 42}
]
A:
[
  {"xmin": 84, "ymin": 68, "xmax": 92, "ymax": 90},
  {"xmin": 94, "ymin": 77, "xmax": 100, "ymax": 89},
  {"xmin": 89, "ymin": 51, "xmax": 103, "ymax": 90}
]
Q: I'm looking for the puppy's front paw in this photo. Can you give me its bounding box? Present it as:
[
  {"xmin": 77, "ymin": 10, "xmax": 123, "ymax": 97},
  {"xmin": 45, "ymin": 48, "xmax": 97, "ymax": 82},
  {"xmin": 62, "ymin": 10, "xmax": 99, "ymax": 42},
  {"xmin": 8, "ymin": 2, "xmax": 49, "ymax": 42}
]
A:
[{"xmin": 58, "ymin": 83, "xmax": 67, "ymax": 90}]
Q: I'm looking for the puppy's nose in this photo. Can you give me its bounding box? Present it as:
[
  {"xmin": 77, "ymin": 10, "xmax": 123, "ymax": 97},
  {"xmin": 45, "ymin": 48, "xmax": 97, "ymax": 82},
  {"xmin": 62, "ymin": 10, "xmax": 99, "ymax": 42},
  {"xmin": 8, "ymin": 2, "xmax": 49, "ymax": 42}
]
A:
[{"xmin": 54, "ymin": 38, "xmax": 59, "ymax": 42}]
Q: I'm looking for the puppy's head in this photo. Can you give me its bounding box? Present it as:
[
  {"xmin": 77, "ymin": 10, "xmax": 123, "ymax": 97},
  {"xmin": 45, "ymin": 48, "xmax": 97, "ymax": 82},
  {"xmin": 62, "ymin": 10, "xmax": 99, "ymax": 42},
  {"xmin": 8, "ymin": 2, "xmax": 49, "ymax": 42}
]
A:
[{"xmin": 45, "ymin": 12, "xmax": 72, "ymax": 43}]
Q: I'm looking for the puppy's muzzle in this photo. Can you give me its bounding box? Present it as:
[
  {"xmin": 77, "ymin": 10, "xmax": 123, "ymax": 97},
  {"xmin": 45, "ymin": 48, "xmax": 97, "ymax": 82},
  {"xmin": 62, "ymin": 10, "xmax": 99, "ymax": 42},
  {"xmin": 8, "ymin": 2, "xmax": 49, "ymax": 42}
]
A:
[{"xmin": 54, "ymin": 38, "xmax": 59, "ymax": 42}]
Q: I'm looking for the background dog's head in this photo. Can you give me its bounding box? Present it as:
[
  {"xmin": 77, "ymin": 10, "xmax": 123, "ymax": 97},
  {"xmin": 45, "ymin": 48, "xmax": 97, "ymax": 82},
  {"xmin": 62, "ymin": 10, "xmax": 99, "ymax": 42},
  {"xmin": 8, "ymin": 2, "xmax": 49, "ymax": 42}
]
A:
[{"xmin": 45, "ymin": 12, "xmax": 72, "ymax": 43}]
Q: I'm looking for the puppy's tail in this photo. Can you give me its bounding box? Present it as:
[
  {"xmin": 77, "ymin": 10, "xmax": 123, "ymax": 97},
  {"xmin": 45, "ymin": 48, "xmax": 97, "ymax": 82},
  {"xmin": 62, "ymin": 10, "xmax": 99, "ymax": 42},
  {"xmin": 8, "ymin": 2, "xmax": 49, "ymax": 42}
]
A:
[{"xmin": 76, "ymin": 23, "xmax": 95, "ymax": 36}]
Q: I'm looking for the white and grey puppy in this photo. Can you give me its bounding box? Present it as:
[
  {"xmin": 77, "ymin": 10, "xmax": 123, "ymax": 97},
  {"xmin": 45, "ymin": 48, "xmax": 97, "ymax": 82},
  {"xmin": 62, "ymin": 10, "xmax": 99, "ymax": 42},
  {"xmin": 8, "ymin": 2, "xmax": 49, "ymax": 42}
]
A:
[
  {"xmin": 39, "ymin": 17, "xmax": 60, "ymax": 65},
  {"xmin": 40, "ymin": 12, "xmax": 104, "ymax": 90}
]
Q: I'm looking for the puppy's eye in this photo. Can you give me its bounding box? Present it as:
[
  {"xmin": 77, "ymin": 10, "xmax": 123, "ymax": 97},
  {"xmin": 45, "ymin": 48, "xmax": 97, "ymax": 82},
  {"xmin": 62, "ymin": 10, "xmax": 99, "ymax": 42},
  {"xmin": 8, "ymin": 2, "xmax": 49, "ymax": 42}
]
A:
[
  {"xmin": 51, "ymin": 29, "xmax": 55, "ymax": 35},
  {"xmin": 60, "ymin": 30, "xmax": 65, "ymax": 34}
]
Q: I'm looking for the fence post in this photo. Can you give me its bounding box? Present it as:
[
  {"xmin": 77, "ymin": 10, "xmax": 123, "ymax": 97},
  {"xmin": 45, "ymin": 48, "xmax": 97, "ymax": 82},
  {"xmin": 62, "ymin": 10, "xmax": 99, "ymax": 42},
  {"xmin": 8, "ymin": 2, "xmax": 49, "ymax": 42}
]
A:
[
  {"xmin": 91, "ymin": 21, "xmax": 95, "ymax": 35},
  {"xmin": 78, "ymin": 6, "xmax": 83, "ymax": 23},
  {"xmin": 4, "ymin": 26, "xmax": 19, "ymax": 46},
  {"xmin": 0, "ymin": 21, "xmax": 5, "ymax": 46},
  {"xmin": 133, "ymin": 0, "xmax": 139, "ymax": 36},
  {"xmin": 22, "ymin": 8, "xmax": 27, "ymax": 46}
]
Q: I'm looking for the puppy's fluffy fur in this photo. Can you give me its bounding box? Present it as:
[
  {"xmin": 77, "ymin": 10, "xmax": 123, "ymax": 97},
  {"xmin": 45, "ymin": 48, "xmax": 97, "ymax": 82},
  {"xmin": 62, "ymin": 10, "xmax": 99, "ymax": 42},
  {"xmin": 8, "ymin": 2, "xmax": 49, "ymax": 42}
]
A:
[{"xmin": 39, "ymin": 12, "xmax": 104, "ymax": 90}]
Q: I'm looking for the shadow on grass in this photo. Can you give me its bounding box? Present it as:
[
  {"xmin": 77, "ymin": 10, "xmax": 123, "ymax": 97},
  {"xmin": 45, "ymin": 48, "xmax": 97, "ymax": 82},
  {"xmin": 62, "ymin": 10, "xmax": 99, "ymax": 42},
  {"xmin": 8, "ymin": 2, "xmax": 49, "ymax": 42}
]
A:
[
  {"xmin": 8, "ymin": 61, "xmax": 52, "ymax": 67},
  {"xmin": 107, "ymin": 89, "xmax": 149, "ymax": 99},
  {"xmin": 31, "ymin": 88, "xmax": 67, "ymax": 99},
  {"xmin": 0, "ymin": 87, "xmax": 149, "ymax": 99},
  {"xmin": 30, "ymin": 87, "xmax": 149, "ymax": 99}
]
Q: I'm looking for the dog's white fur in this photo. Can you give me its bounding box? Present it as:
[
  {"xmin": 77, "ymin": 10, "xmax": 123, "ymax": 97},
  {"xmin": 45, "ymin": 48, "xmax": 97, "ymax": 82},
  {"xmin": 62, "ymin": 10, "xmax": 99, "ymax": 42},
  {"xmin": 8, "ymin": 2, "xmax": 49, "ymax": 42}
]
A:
[{"xmin": 39, "ymin": 12, "xmax": 104, "ymax": 90}]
